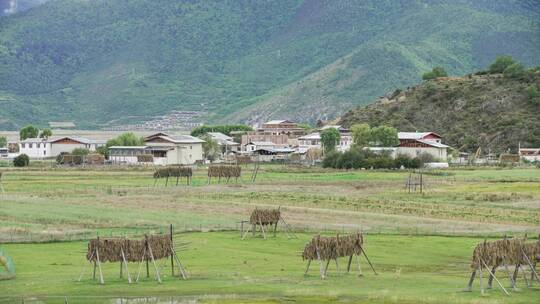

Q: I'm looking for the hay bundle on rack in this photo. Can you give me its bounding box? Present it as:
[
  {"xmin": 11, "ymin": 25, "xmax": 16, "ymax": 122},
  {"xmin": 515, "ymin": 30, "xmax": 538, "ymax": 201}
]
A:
[
  {"xmin": 208, "ymin": 165, "xmax": 241, "ymax": 178},
  {"xmin": 470, "ymin": 238, "xmax": 525, "ymax": 268},
  {"xmin": 249, "ymin": 208, "xmax": 280, "ymax": 226},
  {"xmin": 137, "ymin": 154, "xmax": 154, "ymax": 163},
  {"xmin": 302, "ymin": 235, "xmax": 338, "ymax": 261},
  {"xmin": 147, "ymin": 234, "xmax": 173, "ymax": 259},
  {"xmin": 235, "ymin": 155, "xmax": 251, "ymax": 165},
  {"xmin": 302, "ymin": 233, "xmax": 365, "ymax": 261},
  {"xmin": 153, "ymin": 166, "xmax": 193, "ymax": 178},
  {"xmin": 86, "ymin": 154, "xmax": 105, "ymax": 165},
  {"xmin": 521, "ymin": 240, "xmax": 540, "ymax": 263},
  {"xmin": 87, "ymin": 235, "xmax": 173, "ymax": 263}
]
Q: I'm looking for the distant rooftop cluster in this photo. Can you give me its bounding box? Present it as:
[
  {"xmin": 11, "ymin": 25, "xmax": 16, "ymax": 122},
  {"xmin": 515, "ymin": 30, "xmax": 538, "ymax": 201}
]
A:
[{"xmin": 104, "ymin": 111, "xmax": 204, "ymax": 131}]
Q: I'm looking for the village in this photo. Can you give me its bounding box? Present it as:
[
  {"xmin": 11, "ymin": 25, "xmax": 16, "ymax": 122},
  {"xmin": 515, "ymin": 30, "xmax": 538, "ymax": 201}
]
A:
[{"xmin": 1, "ymin": 119, "xmax": 539, "ymax": 168}]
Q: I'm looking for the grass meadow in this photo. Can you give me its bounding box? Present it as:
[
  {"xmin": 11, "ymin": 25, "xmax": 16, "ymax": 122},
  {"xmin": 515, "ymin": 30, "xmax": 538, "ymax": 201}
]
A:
[{"xmin": 0, "ymin": 165, "xmax": 539, "ymax": 303}]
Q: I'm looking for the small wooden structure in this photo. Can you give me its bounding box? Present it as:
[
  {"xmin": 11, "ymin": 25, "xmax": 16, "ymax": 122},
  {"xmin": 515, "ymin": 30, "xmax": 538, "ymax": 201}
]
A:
[
  {"xmin": 465, "ymin": 235, "xmax": 540, "ymax": 295},
  {"xmin": 405, "ymin": 171, "xmax": 424, "ymax": 193},
  {"xmin": 207, "ymin": 165, "xmax": 241, "ymax": 184},
  {"xmin": 241, "ymin": 207, "xmax": 296, "ymax": 239},
  {"xmin": 153, "ymin": 166, "xmax": 193, "ymax": 186},
  {"xmin": 78, "ymin": 225, "xmax": 187, "ymax": 284},
  {"xmin": 302, "ymin": 233, "xmax": 377, "ymax": 279}
]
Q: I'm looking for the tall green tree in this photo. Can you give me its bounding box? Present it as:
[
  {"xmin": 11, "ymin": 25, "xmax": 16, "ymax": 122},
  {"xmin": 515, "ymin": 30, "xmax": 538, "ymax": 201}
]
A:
[
  {"xmin": 39, "ymin": 128, "xmax": 53, "ymax": 139},
  {"xmin": 200, "ymin": 135, "xmax": 219, "ymax": 162},
  {"xmin": 351, "ymin": 123, "xmax": 372, "ymax": 147},
  {"xmin": 489, "ymin": 55, "xmax": 516, "ymax": 73},
  {"xmin": 106, "ymin": 132, "xmax": 145, "ymax": 147},
  {"xmin": 19, "ymin": 125, "xmax": 39, "ymax": 140},
  {"xmin": 320, "ymin": 128, "xmax": 341, "ymax": 154},
  {"xmin": 0, "ymin": 136, "xmax": 6, "ymax": 148},
  {"xmin": 371, "ymin": 126, "xmax": 399, "ymax": 146}
]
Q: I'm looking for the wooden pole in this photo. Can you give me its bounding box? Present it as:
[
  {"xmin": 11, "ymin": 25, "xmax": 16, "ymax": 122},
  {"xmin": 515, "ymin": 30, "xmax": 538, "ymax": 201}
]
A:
[
  {"xmin": 334, "ymin": 258, "xmax": 340, "ymax": 276},
  {"xmin": 78, "ymin": 251, "xmax": 94, "ymax": 282},
  {"xmin": 487, "ymin": 265, "xmax": 497, "ymax": 289},
  {"xmin": 170, "ymin": 225, "xmax": 174, "ymax": 277},
  {"xmin": 481, "ymin": 259, "xmax": 509, "ymax": 296},
  {"xmin": 347, "ymin": 255, "xmax": 353, "ymax": 273},
  {"xmin": 120, "ymin": 247, "xmax": 132, "ymax": 284},
  {"xmin": 147, "ymin": 238, "xmax": 162, "ymax": 283},
  {"xmin": 259, "ymin": 218, "xmax": 267, "ymax": 239},
  {"xmin": 465, "ymin": 269, "xmax": 476, "ymax": 292},
  {"xmin": 315, "ymin": 242, "xmax": 325, "ymax": 279},
  {"xmin": 324, "ymin": 259, "xmax": 330, "ymax": 277},
  {"xmin": 136, "ymin": 247, "xmax": 146, "ymax": 282},
  {"xmin": 171, "ymin": 247, "xmax": 187, "ymax": 280},
  {"xmin": 521, "ymin": 248, "xmax": 540, "ymax": 283},
  {"xmin": 360, "ymin": 247, "xmax": 377, "ymax": 275},
  {"xmin": 95, "ymin": 238, "xmax": 104, "ymax": 284},
  {"xmin": 502, "ymin": 257, "xmax": 517, "ymax": 290},
  {"xmin": 304, "ymin": 259, "xmax": 311, "ymax": 276},
  {"xmin": 479, "ymin": 265, "xmax": 484, "ymax": 295}
]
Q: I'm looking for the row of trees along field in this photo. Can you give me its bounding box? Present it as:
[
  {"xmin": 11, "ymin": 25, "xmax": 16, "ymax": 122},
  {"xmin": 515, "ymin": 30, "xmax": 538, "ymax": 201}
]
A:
[{"xmin": 320, "ymin": 124, "xmax": 434, "ymax": 169}]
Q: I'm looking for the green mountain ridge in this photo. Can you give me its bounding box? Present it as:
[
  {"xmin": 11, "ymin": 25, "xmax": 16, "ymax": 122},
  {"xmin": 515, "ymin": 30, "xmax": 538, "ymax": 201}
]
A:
[
  {"xmin": 339, "ymin": 71, "xmax": 540, "ymax": 153},
  {"xmin": 0, "ymin": 0, "xmax": 539, "ymax": 129}
]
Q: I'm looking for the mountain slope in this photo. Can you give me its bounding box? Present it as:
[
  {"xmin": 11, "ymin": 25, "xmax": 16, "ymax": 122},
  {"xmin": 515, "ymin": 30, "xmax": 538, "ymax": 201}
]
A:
[
  {"xmin": 339, "ymin": 71, "xmax": 540, "ymax": 153},
  {"xmin": 0, "ymin": 0, "xmax": 539, "ymax": 129}
]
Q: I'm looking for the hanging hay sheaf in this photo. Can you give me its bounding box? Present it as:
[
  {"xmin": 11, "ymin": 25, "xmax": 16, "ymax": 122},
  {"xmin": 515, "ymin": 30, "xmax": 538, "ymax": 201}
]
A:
[
  {"xmin": 208, "ymin": 165, "xmax": 241, "ymax": 178},
  {"xmin": 153, "ymin": 166, "xmax": 193, "ymax": 178},
  {"xmin": 87, "ymin": 235, "xmax": 173, "ymax": 263},
  {"xmin": 522, "ymin": 240, "xmax": 540, "ymax": 263},
  {"xmin": 137, "ymin": 154, "xmax": 154, "ymax": 163},
  {"xmin": 302, "ymin": 233, "xmax": 364, "ymax": 261},
  {"xmin": 470, "ymin": 238, "xmax": 529, "ymax": 268},
  {"xmin": 470, "ymin": 238, "xmax": 524, "ymax": 268},
  {"xmin": 249, "ymin": 209, "xmax": 280, "ymax": 225}
]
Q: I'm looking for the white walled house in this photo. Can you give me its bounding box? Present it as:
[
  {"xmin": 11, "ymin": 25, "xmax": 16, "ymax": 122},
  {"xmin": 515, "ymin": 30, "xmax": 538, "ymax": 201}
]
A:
[
  {"xmin": 245, "ymin": 141, "xmax": 276, "ymax": 153},
  {"xmin": 297, "ymin": 125, "xmax": 352, "ymax": 152},
  {"xmin": 19, "ymin": 136, "xmax": 105, "ymax": 158},
  {"xmin": 519, "ymin": 148, "xmax": 540, "ymax": 162},
  {"xmin": 143, "ymin": 133, "xmax": 204, "ymax": 165},
  {"xmin": 396, "ymin": 132, "xmax": 449, "ymax": 161}
]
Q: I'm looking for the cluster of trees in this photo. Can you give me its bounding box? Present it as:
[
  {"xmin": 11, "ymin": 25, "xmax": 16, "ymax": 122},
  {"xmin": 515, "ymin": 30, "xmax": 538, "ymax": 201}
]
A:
[
  {"xmin": 320, "ymin": 124, "xmax": 399, "ymax": 155},
  {"xmin": 323, "ymin": 149, "xmax": 433, "ymax": 170},
  {"xmin": 190, "ymin": 125, "xmax": 252, "ymax": 137},
  {"xmin": 19, "ymin": 125, "xmax": 52, "ymax": 140},
  {"xmin": 13, "ymin": 154, "xmax": 30, "ymax": 167},
  {"xmin": 0, "ymin": 136, "xmax": 6, "ymax": 148}
]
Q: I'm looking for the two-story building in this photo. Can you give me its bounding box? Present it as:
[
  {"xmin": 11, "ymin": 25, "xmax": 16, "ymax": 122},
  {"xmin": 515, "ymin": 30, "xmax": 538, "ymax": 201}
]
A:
[{"xmin": 19, "ymin": 136, "xmax": 105, "ymax": 158}]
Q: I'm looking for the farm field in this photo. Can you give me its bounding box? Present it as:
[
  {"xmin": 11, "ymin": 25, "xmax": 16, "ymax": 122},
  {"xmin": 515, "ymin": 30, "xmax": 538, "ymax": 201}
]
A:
[{"xmin": 1, "ymin": 165, "xmax": 539, "ymax": 303}]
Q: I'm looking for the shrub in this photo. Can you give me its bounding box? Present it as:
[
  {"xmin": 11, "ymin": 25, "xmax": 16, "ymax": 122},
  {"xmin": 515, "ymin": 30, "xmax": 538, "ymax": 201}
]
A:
[
  {"xmin": 322, "ymin": 151, "xmax": 340, "ymax": 168},
  {"xmin": 417, "ymin": 152, "xmax": 436, "ymax": 165},
  {"xmin": 503, "ymin": 63, "xmax": 525, "ymax": 79},
  {"xmin": 489, "ymin": 55, "xmax": 516, "ymax": 74},
  {"xmin": 422, "ymin": 66, "xmax": 448, "ymax": 80},
  {"xmin": 13, "ymin": 154, "xmax": 29, "ymax": 167},
  {"xmin": 526, "ymin": 85, "xmax": 540, "ymax": 104}
]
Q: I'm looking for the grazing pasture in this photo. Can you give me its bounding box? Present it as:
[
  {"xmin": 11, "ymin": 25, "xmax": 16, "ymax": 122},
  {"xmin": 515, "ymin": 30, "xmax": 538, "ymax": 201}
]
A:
[{"xmin": 0, "ymin": 165, "xmax": 539, "ymax": 302}]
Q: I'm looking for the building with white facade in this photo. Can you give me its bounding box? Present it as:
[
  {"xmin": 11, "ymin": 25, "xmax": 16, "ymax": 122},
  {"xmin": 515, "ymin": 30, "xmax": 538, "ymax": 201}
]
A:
[{"xmin": 19, "ymin": 136, "xmax": 105, "ymax": 158}]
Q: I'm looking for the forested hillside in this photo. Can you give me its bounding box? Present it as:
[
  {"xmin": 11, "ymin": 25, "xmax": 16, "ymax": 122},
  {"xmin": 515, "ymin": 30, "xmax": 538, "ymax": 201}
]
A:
[
  {"xmin": 339, "ymin": 67, "xmax": 540, "ymax": 153},
  {"xmin": 0, "ymin": 0, "xmax": 539, "ymax": 129}
]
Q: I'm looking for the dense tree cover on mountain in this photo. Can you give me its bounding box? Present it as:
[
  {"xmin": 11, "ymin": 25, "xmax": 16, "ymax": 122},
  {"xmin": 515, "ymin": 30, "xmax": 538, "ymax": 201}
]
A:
[
  {"xmin": 0, "ymin": 0, "xmax": 539, "ymax": 129},
  {"xmin": 340, "ymin": 59, "xmax": 540, "ymax": 153}
]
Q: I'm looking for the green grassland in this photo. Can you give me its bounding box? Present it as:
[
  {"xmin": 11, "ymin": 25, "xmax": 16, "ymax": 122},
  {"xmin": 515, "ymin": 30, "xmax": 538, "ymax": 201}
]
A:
[
  {"xmin": 0, "ymin": 166, "xmax": 539, "ymax": 302},
  {"xmin": 2, "ymin": 232, "xmax": 539, "ymax": 303}
]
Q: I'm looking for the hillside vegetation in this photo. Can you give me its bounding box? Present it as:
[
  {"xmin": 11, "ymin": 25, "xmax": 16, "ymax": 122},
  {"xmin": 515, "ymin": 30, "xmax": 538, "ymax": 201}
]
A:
[
  {"xmin": 0, "ymin": 0, "xmax": 539, "ymax": 129},
  {"xmin": 339, "ymin": 68, "xmax": 540, "ymax": 153}
]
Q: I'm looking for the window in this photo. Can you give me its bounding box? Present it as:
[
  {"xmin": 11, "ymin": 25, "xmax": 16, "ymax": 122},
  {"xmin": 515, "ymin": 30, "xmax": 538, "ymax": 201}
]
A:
[
  {"xmin": 37, "ymin": 143, "xmax": 40, "ymax": 148},
  {"xmin": 189, "ymin": 154, "xmax": 192, "ymax": 158},
  {"xmin": 43, "ymin": 150, "xmax": 46, "ymax": 156},
  {"xmin": 21, "ymin": 143, "xmax": 25, "ymax": 148},
  {"xmin": 29, "ymin": 143, "xmax": 32, "ymax": 148},
  {"xmin": 190, "ymin": 146, "xmax": 192, "ymax": 149}
]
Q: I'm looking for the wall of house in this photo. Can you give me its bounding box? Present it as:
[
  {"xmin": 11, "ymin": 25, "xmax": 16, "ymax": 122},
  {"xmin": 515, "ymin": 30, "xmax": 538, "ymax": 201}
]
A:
[
  {"xmin": 396, "ymin": 147, "xmax": 447, "ymax": 161},
  {"xmin": 19, "ymin": 142, "xmax": 51, "ymax": 158},
  {"xmin": 109, "ymin": 155, "xmax": 139, "ymax": 164},
  {"xmin": 51, "ymin": 143, "xmax": 88, "ymax": 156},
  {"xmin": 165, "ymin": 143, "xmax": 203, "ymax": 165}
]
